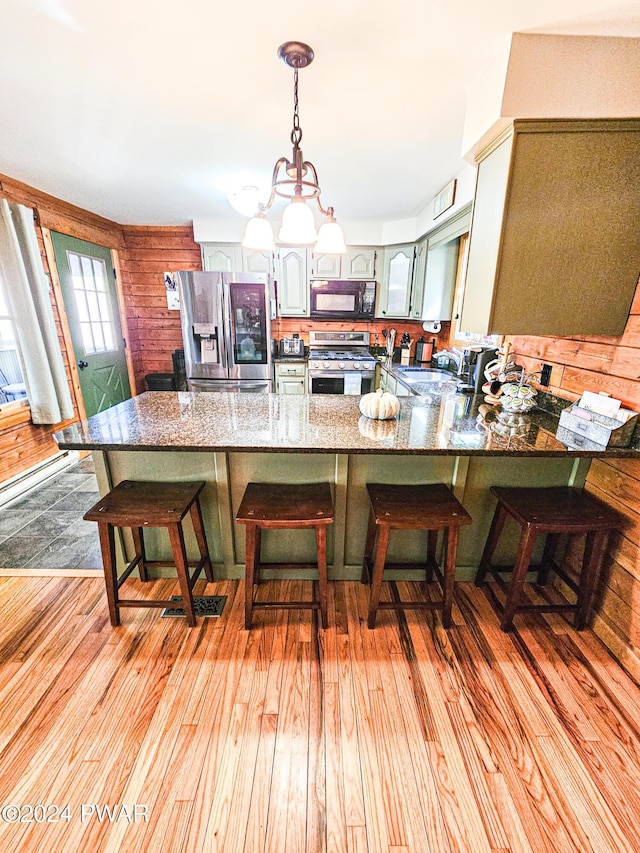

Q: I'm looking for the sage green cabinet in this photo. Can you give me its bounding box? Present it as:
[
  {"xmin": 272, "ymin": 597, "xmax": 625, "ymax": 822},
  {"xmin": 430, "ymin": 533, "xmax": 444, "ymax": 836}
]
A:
[
  {"xmin": 344, "ymin": 247, "xmax": 377, "ymax": 279},
  {"xmin": 460, "ymin": 118, "xmax": 640, "ymax": 336},
  {"xmin": 275, "ymin": 360, "xmax": 307, "ymax": 394},
  {"xmin": 311, "ymin": 252, "xmax": 341, "ymax": 279},
  {"xmin": 202, "ymin": 244, "xmax": 241, "ymax": 272},
  {"xmin": 410, "ymin": 237, "xmax": 428, "ymax": 321},
  {"xmin": 378, "ymin": 366, "xmax": 411, "ymax": 396},
  {"xmin": 378, "ymin": 244, "xmax": 416, "ymax": 317},
  {"xmin": 311, "ymin": 247, "xmax": 378, "ymax": 280},
  {"xmin": 242, "ymin": 248, "xmax": 274, "ymax": 276},
  {"xmin": 276, "ymin": 247, "xmax": 309, "ymax": 316},
  {"xmin": 422, "ymin": 238, "xmax": 460, "ymax": 323}
]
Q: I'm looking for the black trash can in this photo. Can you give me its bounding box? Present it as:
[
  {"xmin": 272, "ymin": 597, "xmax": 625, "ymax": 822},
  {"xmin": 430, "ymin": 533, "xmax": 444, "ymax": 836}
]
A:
[
  {"xmin": 172, "ymin": 349, "xmax": 187, "ymax": 391},
  {"xmin": 145, "ymin": 373, "xmax": 176, "ymax": 391}
]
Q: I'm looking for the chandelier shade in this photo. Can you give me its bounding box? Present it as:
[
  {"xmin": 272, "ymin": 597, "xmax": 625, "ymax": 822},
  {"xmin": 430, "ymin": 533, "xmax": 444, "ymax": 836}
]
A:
[
  {"xmin": 241, "ymin": 208, "xmax": 275, "ymax": 251},
  {"xmin": 278, "ymin": 197, "xmax": 318, "ymax": 244},
  {"xmin": 242, "ymin": 42, "xmax": 346, "ymax": 253}
]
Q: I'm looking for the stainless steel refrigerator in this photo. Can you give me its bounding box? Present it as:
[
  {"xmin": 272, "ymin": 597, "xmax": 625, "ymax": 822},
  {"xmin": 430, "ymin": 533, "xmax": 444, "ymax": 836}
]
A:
[{"xmin": 176, "ymin": 271, "xmax": 272, "ymax": 392}]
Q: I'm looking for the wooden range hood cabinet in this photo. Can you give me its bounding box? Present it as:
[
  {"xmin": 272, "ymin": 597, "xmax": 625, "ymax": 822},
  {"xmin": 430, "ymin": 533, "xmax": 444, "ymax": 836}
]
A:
[{"xmin": 460, "ymin": 118, "xmax": 640, "ymax": 337}]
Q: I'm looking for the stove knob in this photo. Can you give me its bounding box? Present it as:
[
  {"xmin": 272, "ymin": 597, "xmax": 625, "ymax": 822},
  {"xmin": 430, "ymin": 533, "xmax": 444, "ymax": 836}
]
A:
[
  {"xmin": 353, "ymin": 361, "xmax": 361, "ymax": 369},
  {"xmin": 323, "ymin": 361, "xmax": 331, "ymax": 369},
  {"xmin": 338, "ymin": 361, "xmax": 346, "ymax": 369}
]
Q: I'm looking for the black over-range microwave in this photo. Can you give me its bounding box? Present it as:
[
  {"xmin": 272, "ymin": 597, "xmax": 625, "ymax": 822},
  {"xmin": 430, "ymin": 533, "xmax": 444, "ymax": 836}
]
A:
[{"xmin": 310, "ymin": 280, "xmax": 376, "ymax": 321}]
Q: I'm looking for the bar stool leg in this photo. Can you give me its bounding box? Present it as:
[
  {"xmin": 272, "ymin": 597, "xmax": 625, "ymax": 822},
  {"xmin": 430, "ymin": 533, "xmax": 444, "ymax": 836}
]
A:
[
  {"xmin": 476, "ymin": 503, "xmax": 508, "ymax": 586},
  {"xmin": 97, "ymin": 522, "xmax": 120, "ymax": 627},
  {"xmin": 426, "ymin": 529, "xmax": 438, "ymax": 583},
  {"xmin": 537, "ymin": 533, "xmax": 560, "ymax": 586},
  {"xmin": 442, "ymin": 525, "xmax": 459, "ymax": 629},
  {"xmin": 244, "ymin": 523, "xmax": 258, "ymax": 630},
  {"xmin": 131, "ymin": 526, "xmax": 148, "ymax": 581},
  {"xmin": 368, "ymin": 524, "xmax": 391, "ymax": 629},
  {"xmin": 167, "ymin": 522, "xmax": 197, "ymax": 627},
  {"xmin": 575, "ymin": 529, "xmax": 607, "ymax": 630},
  {"xmin": 190, "ymin": 498, "xmax": 214, "ymax": 582},
  {"xmin": 315, "ymin": 524, "xmax": 328, "ymax": 629},
  {"xmin": 501, "ymin": 526, "xmax": 538, "ymax": 631},
  {"xmin": 361, "ymin": 509, "xmax": 377, "ymax": 584}
]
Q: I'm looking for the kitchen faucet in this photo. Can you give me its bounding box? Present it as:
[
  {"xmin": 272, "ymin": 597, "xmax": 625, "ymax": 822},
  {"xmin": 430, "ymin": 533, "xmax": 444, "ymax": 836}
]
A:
[{"xmin": 435, "ymin": 349, "xmax": 463, "ymax": 376}]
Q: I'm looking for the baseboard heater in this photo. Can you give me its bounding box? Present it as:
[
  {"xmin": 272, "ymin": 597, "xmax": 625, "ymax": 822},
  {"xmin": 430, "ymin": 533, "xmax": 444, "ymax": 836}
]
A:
[{"xmin": 0, "ymin": 450, "xmax": 79, "ymax": 510}]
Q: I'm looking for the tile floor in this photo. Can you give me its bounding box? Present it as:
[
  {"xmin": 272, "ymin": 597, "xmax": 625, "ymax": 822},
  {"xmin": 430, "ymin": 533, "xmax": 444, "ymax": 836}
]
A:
[{"xmin": 0, "ymin": 455, "xmax": 103, "ymax": 570}]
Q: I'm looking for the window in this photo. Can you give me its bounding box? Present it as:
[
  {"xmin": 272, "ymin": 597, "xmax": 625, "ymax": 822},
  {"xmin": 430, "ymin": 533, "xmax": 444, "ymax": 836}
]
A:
[
  {"xmin": 0, "ymin": 270, "xmax": 28, "ymax": 405},
  {"xmin": 68, "ymin": 251, "xmax": 116, "ymax": 354}
]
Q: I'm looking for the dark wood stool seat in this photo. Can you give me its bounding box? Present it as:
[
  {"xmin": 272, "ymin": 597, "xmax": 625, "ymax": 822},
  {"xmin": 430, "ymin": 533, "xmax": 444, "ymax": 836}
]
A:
[
  {"xmin": 236, "ymin": 482, "xmax": 333, "ymax": 629},
  {"xmin": 475, "ymin": 486, "xmax": 622, "ymax": 631},
  {"xmin": 84, "ymin": 480, "xmax": 213, "ymax": 627},
  {"xmin": 362, "ymin": 483, "xmax": 472, "ymax": 629}
]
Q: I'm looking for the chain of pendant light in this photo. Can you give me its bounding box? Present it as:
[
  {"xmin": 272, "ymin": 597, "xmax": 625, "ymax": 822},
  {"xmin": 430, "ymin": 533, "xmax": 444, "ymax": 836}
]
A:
[{"xmin": 290, "ymin": 68, "xmax": 303, "ymax": 148}]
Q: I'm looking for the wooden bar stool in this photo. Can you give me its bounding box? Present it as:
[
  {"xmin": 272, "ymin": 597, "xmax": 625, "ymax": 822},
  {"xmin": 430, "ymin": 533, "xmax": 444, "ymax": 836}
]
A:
[
  {"xmin": 236, "ymin": 482, "xmax": 333, "ymax": 629},
  {"xmin": 362, "ymin": 483, "xmax": 472, "ymax": 629},
  {"xmin": 84, "ymin": 480, "xmax": 213, "ymax": 627},
  {"xmin": 475, "ymin": 487, "xmax": 622, "ymax": 631}
]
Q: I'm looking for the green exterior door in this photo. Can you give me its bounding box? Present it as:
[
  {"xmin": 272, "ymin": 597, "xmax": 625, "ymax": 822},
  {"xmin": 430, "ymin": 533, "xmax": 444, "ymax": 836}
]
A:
[{"xmin": 51, "ymin": 233, "xmax": 131, "ymax": 417}]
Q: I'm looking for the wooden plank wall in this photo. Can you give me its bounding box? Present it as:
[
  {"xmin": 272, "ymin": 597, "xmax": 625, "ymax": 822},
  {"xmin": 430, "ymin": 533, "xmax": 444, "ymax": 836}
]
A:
[
  {"xmin": 119, "ymin": 226, "xmax": 201, "ymax": 392},
  {"xmin": 508, "ymin": 278, "xmax": 640, "ymax": 679},
  {"xmin": 0, "ymin": 175, "xmax": 124, "ymax": 483},
  {"xmin": 275, "ymin": 318, "xmax": 449, "ymax": 353}
]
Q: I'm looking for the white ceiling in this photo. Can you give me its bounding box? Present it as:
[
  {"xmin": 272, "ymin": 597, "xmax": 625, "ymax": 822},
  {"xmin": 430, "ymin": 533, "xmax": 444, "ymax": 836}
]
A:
[{"xmin": 1, "ymin": 0, "xmax": 639, "ymax": 230}]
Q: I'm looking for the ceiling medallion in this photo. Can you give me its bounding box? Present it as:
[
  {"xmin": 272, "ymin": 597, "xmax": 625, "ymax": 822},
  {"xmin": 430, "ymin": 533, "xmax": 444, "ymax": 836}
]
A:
[{"xmin": 242, "ymin": 41, "xmax": 346, "ymax": 253}]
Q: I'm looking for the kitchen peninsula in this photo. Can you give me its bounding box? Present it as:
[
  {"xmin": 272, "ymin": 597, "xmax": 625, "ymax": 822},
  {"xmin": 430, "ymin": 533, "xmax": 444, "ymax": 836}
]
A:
[{"xmin": 53, "ymin": 392, "xmax": 640, "ymax": 580}]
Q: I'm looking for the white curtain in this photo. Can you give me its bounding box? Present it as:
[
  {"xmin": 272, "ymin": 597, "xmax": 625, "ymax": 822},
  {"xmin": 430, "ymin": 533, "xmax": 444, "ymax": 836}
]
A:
[{"xmin": 0, "ymin": 200, "xmax": 74, "ymax": 424}]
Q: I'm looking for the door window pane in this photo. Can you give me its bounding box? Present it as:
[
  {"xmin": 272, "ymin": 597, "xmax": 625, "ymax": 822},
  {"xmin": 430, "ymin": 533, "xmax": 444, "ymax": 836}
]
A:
[{"xmin": 67, "ymin": 251, "xmax": 116, "ymax": 353}]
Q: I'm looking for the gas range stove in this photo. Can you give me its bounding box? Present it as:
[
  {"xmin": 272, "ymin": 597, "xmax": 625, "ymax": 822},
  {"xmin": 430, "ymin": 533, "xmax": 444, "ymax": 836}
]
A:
[{"xmin": 308, "ymin": 331, "xmax": 376, "ymax": 373}]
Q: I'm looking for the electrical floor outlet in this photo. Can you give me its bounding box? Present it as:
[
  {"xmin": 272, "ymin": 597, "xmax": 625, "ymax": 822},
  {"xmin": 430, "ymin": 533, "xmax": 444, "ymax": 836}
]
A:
[{"xmin": 161, "ymin": 595, "xmax": 227, "ymax": 618}]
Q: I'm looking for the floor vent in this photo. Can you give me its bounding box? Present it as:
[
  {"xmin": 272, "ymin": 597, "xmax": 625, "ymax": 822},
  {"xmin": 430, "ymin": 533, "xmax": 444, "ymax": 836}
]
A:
[{"xmin": 161, "ymin": 595, "xmax": 227, "ymax": 618}]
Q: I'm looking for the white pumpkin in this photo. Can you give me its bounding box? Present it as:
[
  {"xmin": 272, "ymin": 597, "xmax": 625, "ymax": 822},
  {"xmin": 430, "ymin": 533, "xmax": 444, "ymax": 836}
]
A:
[{"xmin": 358, "ymin": 388, "xmax": 400, "ymax": 420}]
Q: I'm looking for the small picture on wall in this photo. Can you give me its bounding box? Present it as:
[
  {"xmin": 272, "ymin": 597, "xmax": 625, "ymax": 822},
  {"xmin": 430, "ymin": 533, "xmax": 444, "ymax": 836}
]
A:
[
  {"xmin": 433, "ymin": 178, "xmax": 457, "ymax": 219},
  {"xmin": 165, "ymin": 272, "xmax": 180, "ymax": 310}
]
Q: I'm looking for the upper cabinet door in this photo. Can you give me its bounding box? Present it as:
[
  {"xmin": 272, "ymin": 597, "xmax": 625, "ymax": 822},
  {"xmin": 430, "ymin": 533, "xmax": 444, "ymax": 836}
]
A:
[
  {"xmin": 276, "ymin": 247, "xmax": 309, "ymax": 316},
  {"xmin": 460, "ymin": 118, "xmax": 640, "ymax": 336},
  {"xmin": 409, "ymin": 237, "xmax": 428, "ymax": 320},
  {"xmin": 344, "ymin": 248, "xmax": 377, "ymax": 279},
  {"xmin": 311, "ymin": 252, "xmax": 342, "ymax": 279},
  {"xmin": 202, "ymin": 244, "xmax": 242, "ymax": 272},
  {"xmin": 378, "ymin": 244, "xmax": 415, "ymax": 317},
  {"xmin": 242, "ymin": 248, "xmax": 274, "ymax": 276}
]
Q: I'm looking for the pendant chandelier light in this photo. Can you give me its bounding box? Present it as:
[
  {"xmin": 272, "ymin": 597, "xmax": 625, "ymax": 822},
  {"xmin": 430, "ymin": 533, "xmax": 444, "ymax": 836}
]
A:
[{"xmin": 242, "ymin": 42, "xmax": 346, "ymax": 254}]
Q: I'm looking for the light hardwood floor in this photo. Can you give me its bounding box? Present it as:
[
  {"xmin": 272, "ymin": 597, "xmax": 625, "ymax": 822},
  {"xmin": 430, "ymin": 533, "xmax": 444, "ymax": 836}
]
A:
[{"xmin": 0, "ymin": 576, "xmax": 639, "ymax": 852}]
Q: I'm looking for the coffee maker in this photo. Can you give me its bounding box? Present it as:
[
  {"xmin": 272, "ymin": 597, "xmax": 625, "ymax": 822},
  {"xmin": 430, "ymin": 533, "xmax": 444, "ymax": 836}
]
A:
[{"xmin": 469, "ymin": 347, "xmax": 499, "ymax": 392}]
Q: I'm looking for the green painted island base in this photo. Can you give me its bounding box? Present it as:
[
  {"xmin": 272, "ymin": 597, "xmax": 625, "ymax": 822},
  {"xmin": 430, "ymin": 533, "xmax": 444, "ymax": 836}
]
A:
[{"xmin": 94, "ymin": 450, "xmax": 591, "ymax": 582}]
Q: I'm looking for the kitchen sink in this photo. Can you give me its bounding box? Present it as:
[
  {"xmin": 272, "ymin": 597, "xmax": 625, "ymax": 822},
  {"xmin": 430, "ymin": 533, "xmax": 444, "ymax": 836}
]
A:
[{"xmin": 396, "ymin": 368, "xmax": 456, "ymax": 384}]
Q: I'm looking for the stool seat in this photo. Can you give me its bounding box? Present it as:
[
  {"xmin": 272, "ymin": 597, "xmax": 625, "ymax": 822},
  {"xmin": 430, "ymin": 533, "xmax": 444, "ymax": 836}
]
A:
[
  {"xmin": 236, "ymin": 482, "xmax": 333, "ymax": 527},
  {"xmin": 475, "ymin": 486, "xmax": 622, "ymax": 631},
  {"xmin": 363, "ymin": 483, "xmax": 472, "ymax": 629},
  {"xmin": 85, "ymin": 480, "xmax": 207, "ymax": 526},
  {"xmin": 487, "ymin": 487, "xmax": 621, "ymax": 532},
  {"xmin": 236, "ymin": 482, "xmax": 334, "ymax": 629},
  {"xmin": 84, "ymin": 480, "xmax": 213, "ymax": 627}
]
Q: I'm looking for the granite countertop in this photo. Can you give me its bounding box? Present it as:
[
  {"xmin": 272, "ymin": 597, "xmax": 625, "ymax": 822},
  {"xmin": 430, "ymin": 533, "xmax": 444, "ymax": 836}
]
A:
[
  {"xmin": 273, "ymin": 356, "xmax": 308, "ymax": 363},
  {"xmin": 52, "ymin": 391, "xmax": 640, "ymax": 457}
]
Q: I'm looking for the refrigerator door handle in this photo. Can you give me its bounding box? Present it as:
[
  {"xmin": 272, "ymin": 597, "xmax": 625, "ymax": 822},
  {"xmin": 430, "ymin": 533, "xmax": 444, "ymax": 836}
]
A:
[
  {"xmin": 217, "ymin": 284, "xmax": 229, "ymax": 371},
  {"xmin": 225, "ymin": 283, "xmax": 237, "ymax": 372}
]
